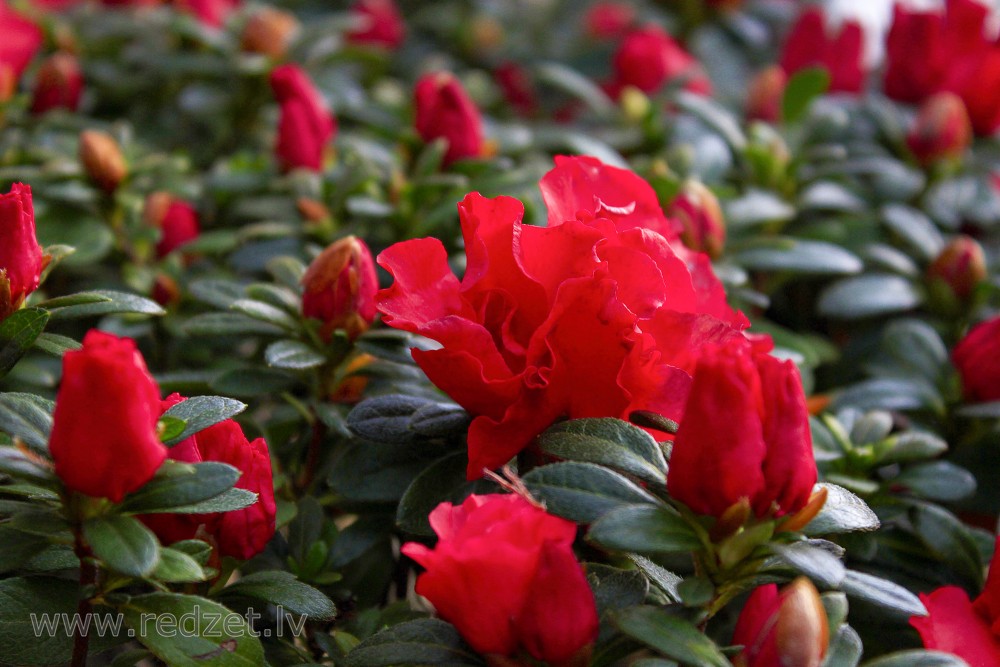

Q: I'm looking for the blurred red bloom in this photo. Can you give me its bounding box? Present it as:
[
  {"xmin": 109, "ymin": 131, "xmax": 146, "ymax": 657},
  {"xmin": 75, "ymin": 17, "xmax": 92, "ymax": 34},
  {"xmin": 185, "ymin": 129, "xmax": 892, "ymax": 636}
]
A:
[
  {"xmin": 0, "ymin": 183, "xmax": 45, "ymax": 320},
  {"xmin": 607, "ymin": 25, "xmax": 712, "ymax": 97},
  {"xmin": 779, "ymin": 7, "xmax": 865, "ymax": 94},
  {"xmin": 414, "ymin": 72, "xmax": 484, "ymax": 166},
  {"xmin": 952, "ymin": 316, "xmax": 1000, "ymax": 403},
  {"xmin": 584, "ymin": 2, "xmax": 634, "ymax": 40},
  {"xmin": 270, "ymin": 64, "xmax": 337, "ymax": 172},
  {"xmin": 173, "ymin": 0, "xmax": 240, "ymax": 27},
  {"xmin": 347, "ymin": 0, "xmax": 405, "ymax": 50},
  {"xmin": 31, "ymin": 52, "xmax": 84, "ymax": 114},
  {"xmin": 0, "ymin": 2, "xmax": 43, "ymax": 80},
  {"xmin": 495, "ymin": 62, "xmax": 538, "ymax": 117},
  {"xmin": 377, "ymin": 155, "xmax": 747, "ymax": 478},
  {"xmin": 402, "ymin": 494, "xmax": 598, "ymax": 663}
]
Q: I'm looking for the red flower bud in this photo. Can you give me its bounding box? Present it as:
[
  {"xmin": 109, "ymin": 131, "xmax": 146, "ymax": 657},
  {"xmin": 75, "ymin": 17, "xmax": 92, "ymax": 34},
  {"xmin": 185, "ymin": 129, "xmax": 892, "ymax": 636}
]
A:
[
  {"xmin": 270, "ymin": 64, "xmax": 337, "ymax": 172},
  {"xmin": 953, "ymin": 316, "xmax": 1000, "ymax": 403},
  {"xmin": 145, "ymin": 192, "xmax": 200, "ymax": 259},
  {"xmin": 401, "ymin": 494, "xmax": 598, "ymax": 663},
  {"xmin": 609, "ymin": 26, "xmax": 712, "ymax": 98},
  {"xmin": 906, "ymin": 92, "xmax": 972, "ymax": 166},
  {"xmin": 0, "ymin": 183, "xmax": 45, "ymax": 321},
  {"xmin": 495, "ymin": 61, "xmax": 538, "ymax": 117},
  {"xmin": 142, "ymin": 394, "xmax": 276, "ymax": 560},
  {"xmin": 927, "ymin": 235, "xmax": 986, "ymax": 302},
  {"xmin": 152, "ymin": 273, "xmax": 180, "ymax": 308},
  {"xmin": 779, "ymin": 8, "xmax": 865, "ymax": 94},
  {"xmin": 583, "ymin": 2, "xmax": 634, "ymax": 40},
  {"xmin": 241, "ymin": 7, "xmax": 299, "ymax": 59},
  {"xmin": 668, "ymin": 180, "xmax": 726, "ymax": 260},
  {"xmin": 30, "ymin": 52, "xmax": 83, "ymax": 114},
  {"xmin": 173, "ymin": 0, "xmax": 240, "ymax": 28},
  {"xmin": 49, "ymin": 330, "xmax": 166, "ymax": 503},
  {"xmin": 347, "ymin": 0, "xmax": 405, "ymax": 50},
  {"xmin": 79, "ymin": 130, "xmax": 127, "ymax": 193},
  {"xmin": 668, "ymin": 339, "xmax": 816, "ymax": 520},
  {"xmin": 733, "ymin": 578, "xmax": 829, "ymax": 667},
  {"xmin": 302, "ymin": 236, "xmax": 379, "ymax": 342},
  {"xmin": 414, "ymin": 72, "xmax": 484, "ymax": 166},
  {"xmin": 746, "ymin": 65, "xmax": 786, "ymax": 123}
]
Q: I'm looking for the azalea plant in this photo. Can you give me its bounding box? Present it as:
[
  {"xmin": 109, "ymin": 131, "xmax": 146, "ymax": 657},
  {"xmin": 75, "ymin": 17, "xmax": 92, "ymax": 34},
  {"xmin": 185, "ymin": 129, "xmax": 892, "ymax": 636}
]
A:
[{"xmin": 1, "ymin": 0, "xmax": 999, "ymax": 666}]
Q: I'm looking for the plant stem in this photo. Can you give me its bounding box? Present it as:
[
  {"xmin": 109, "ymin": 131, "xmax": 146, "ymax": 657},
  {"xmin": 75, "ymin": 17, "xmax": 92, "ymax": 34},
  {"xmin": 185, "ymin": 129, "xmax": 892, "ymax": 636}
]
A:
[{"xmin": 71, "ymin": 531, "xmax": 96, "ymax": 667}]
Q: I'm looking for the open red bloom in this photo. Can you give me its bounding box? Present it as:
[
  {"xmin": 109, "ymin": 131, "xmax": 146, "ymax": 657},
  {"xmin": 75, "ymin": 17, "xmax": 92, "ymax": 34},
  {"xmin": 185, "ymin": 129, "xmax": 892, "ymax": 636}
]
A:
[
  {"xmin": 143, "ymin": 394, "xmax": 276, "ymax": 560},
  {"xmin": 779, "ymin": 7, "xmax": 865, "ymax": 94},
  {"xmin": 49, "ymin": 331, "xmax": 166, "ymax": 503},
  {"xmin": 953, "ymin": 316, "xmax": 1000, "ymax": 403},
  {"xmin": 414, "ymin": 72, "xmax": 484, "ymax": 166},
  {"xmin": 270, "ymin": 64, "xmax": 337, "ymax": 172},
  {"xmin": 377, "ymin": 156, "xmax": 747, "ymax": 478},
  {"xmin": 402, "ymin": 494, "xmax": 598, "ymax": 663},
  {"xmin": 607, "ymin": 26, "xmax": 712, "ymax": 98},
  {"xmin": 347, "ymin": 0, "xmax": 405, "ymax": 50},
  {"xmin": 911, "ymin": 537, "xmax": 1000, "ymax": 666},
  {"xmin": 668, "ymin": 338, "xmax": 816, "ymax": 519},
  {"xmin": 0, "ymin": 183, "xmax": 45, "ymax": 320}
]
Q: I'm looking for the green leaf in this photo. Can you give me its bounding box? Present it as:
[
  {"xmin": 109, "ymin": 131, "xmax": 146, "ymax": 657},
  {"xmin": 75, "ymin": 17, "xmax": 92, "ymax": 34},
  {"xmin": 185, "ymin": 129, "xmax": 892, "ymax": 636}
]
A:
[
  {"xmin": 32, "ymin": 333, "xmax": 82, "ymax": 357},
  {"xmin": 957, "ymin": 401, "xmax": 1000, "ymax": 419},
  {"xmin": 119, "ymin": 461, "xmax": 241, "ymax": 514},
  {"xmin": 537, "ymin": 418, "xmax": 667, "ymax": 486},
  {"xmin": 725, "ymin": 190, "xmax": 796, "ymax": 227},
  {"xmin": 769, "ymin": 542, "xmax": 846, "ymax": 588},
  {"xmin": 152, "ymin": 547, "xmax": 208, "ymax": 583},
  {"xmin": 230, "ymin": 299, "xmax": 299, "ymax": 330},
  {"xmin": 0, "ymin": 446, "xmax": 57, "ymax": 486},
  {"xmin": 613, "ymin": 606, "xmax": 729, "ymax": 667},
  {"xmin": 881, "ymin": 319, "xmax": 949, "ymax": 383},
  {"xmin": 122, "ymin": 593, "xmax": 265, "ymax": 667},
  {"xmin": 188, "ymin": 279, "xmax": 247, "ymax": 309},
  {"xmin": 675, "ymin": 91, "xmax": 747, "ymax": 151},
  {"xmin": 818, "ymin": 275, "xmax": 924, "ymax": 320},
  {"xmin": 824, "ymin": 625, "xmax": 863, "ymax": 667},
  {"xmin": 804, "ymin": 484, "xmax": 880, "ymax": 536},
  {"xmin": 183, "ymin": 312, "xmax": 287, "ymax": 337},
  {"xmin": 158, "ymin": 488, "xmax": 259, "ymax": 515},
  {"xmin": 347, "ymin": 618, "xmax": 485, "ymax": 667},
  {"xmin": 587, "ymin": 504, "xmax": 701, "ymax": 555},
  {"xmin": 217, "ymin": 570, "xmax": 337, "ymax": 619},
  {"xmin": 265, "ymin": 339, "xmax": 326, "ymax": 370},
  {"xmin": 0, "ymin": 576, "xmax": 79, "ymax": 665},
  {"xmin": 45, "ymin": 290, "xmax": 165, "ymax": 320},
  {"xmin": 0, "ymin": 308, "xmax": 50, "ymax": 378},
  {"xmin": 210, "ymin": 368, "xmax": 297, "ymax": 397},
  {"xmin": 629, "ymin": 555, "xmax": 683, "ymax": 603},
  {"xmin": 861, "ymin": 651, "xmax": 970, "ymax": 667},
  {"xmin": 161, "ymin": 396, "xmax": 247, "ymax": 446},
  {"xmin": 881, "ymin": 205, "xmax": 944, "ymax": 262},
  {"xmin": 397, "ymin": 452, "xmax": 478, "ymax": 536},
  {"xmin": 522, "ymin": 462, "xmax": 660, "ymax": 523},
  {"xmin": 781, "ymin": 66, "xmax": 830, "ymax": 123},
  {"xmin": 894, "ymin": 461, "xmax": 976, "ymax": 502},
  {"xmin": 0, "ymin": 526, "xmax": 50, "ymax": 574},
  {"xmin": 733, "ymin": 239, "xmax": 863, "ymax": 276},
  {"xmin": 535, "ymin": 62, "xmax": 616, "ymax": 115},
  {"xmin": 83, "ymin": 515, "xmax": 160, "ymax": 577},
  {"xmin": 0, "ymin": 392, "xmax": 53, "ymax": 450},
  {"xmin": 909, "ymin": 502, "xmax": 983, "ymax": 589},
  {"xmin": 840, "ymin": 570, "xmax": 926, "ymax": 620},
  {"xmin": 348, "ymin": 395, "xmax": 467, "ymax": 444}
]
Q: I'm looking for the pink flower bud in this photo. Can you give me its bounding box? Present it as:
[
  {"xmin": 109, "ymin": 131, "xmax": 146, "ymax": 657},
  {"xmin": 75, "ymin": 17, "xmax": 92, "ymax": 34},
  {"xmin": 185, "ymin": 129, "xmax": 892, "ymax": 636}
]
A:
[{"xmin": 302, "ymin": 236, "xmax": 379, "ymax": 342}]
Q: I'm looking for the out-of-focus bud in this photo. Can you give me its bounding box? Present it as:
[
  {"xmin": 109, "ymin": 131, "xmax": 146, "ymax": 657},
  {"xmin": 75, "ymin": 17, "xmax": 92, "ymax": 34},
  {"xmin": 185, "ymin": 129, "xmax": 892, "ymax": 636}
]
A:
[
  {"xmin": 668, "ymin": 180, "xmax": 726, "ymax": 259},
  {"xmin": 746, "ymin": 65, "xmax": 786, "ymax": 123},
  {"xmin": 584, "ymin": 2, "xmax": 634, "ymax": 40},
  {"xmin": 241, "ymin": 7, "xmax": 299, "ymax": 59},
  {"xmin": 152, "ymin": 273, "xmax": 180, "ymax": 308},
  {"xmin": 296, "ymin": 197, "xmax": 331, "ymax": 223},
  {"xmin": 494, "ymin": 62, "xmax": 538, "ymax": 117},
  {"xmin": 31, "ymin": 52, "xmax": 83, "ymax": 114},
  {"xmin": 347, "ymin": 0, "xmax": 405, "ymax": 51},
  {"xmin": 79, "ymin": 129, "xmax": 126, "ymax": 193},
  {"xmin": 301, "ymin": 236, "xmax": 379, "ymax": 342},
  {"xmin": 144, "ymin": 192, "xmax": 200, "ymax": 259},
  {"xmin": 733, "ymin": 578, "xmax": 829, "ymax": 667},
  {"xmin": 469, "ymin": 15, "xmax": 504, "ymax": 52},
  {"xmin": 0, "ymin": 64, "xmax": 16, "ymax": 103},
  {"xmin": 927, "ymin": 235, "xmax": 986, "ymax": 302},
  {"xmin": 906, "ymin": 92, "xmax": 972, "ymax": 166},
  {"xmin": 413, "ymin": 72, "xmax": 484, "ymax": 166},
  {"xmin": 620, "ymin": 85, "xmax": 651, "ymax": 122}
]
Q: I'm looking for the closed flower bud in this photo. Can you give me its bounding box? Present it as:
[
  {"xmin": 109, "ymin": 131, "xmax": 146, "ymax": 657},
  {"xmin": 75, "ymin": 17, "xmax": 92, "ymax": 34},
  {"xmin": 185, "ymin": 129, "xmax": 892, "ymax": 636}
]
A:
[
  {"xmin": 144, "ymin": 192, "xmax": 200, "ymax": 259},
  {"xmin": 953, "ymin": 316, "xmax": 1000, "ymax": 403},
  {"xmin": 241, "ymin": 7, "xmax": 299, "ymax": 59},
  {"xmin": 907, "ymin": 92, "xmax": 972, "ymax": 166},
  {"xmin": 401, "ymin": 494, "xmax": 598, "ymax": 664},
  {"xmin": 270, "ymin": 64, "xmax": 337, "ymax": 172},
  {"xmin": 734, "ymin": 578, "xmax": 828, "ymax": 667},
  {"xmin": 609, "ymin": 26, "xmax": 712, "ymax": 97},
  {"xmin": 584, "ymin": 2, "xmax": 634, "ymax": 40},
  {"xmin": 669, "ymin": 180, "xmax": 726, "ymax": 259},
  {"xmin": 152, "ymin": 273, "xmax": 180, "ymax": 308},
  {"xmin": 296, "ymin": 196, "xmax": 331, "ymax": 223},
  {"xmin": 49, "ymin": 330, "xmax": 166, "ymax": 503},
  {"xmin": 494, "ymin": 62, "xmax": 538, "ymax": 117},
  {"xmin": 347, "ymin": 0, "xmax": 405, "ymax": 51},
  {"xmin": 79, "ymin": 130, "xmax": 126, "ymax": 193},
  {"xmin": 142, "ymin": 394, "xmax": 276, "ymax": 560},
  {"xmin": 31, "ymin": 52, "xmax": 83, "ymax": 114},
  {"xmin": 0, "ymin": 183, "xmax": 45, "ymax": 321},
  {"xmin": 927, "ymin": 235, "xmax": 986, "ymax": 302},
  {"xmin": 414, "ymin": 72, "xmax": 484, "ymax": 166},
  {"xmin": 746, "ymin": 65, "xmax": 786, "ymax": 123},
  {"xmin": 302, "ymin": 236, "xmax": 379, "ymax": 342},
  {"xmin": 668, "ymin": 339, "xmax": 816, "ymax": 521}
]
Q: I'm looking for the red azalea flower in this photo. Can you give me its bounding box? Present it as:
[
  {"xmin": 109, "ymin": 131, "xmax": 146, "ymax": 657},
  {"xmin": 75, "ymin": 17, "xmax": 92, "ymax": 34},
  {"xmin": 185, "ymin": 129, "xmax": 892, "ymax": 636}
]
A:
[
  {"xmin": 270, "ymin": 64, "xmax": 337, "ymax": 172},
  {"xmin": 173, "ymin": 0, "xmax": 240, "ymax": 28},
  {"xmin": 31, "ymin": 52, "xmax": 84, "ymax": 114},
  {"xmin": 779, "ymin": 7, "xmax": 865, "ymax": 94},
  {"xmin": 0, "ymin": 2, "xmax": 43, "ymax": 80},
  {"xmin": 402, "ymin": 494, "xmax": 598, "ymax": 663},
  {"xmin": 347, "ymin": 0, "xmax": 405, "ymax": 50},
  {"xmin": 377, "ymin": 155, "xmax": 748, "ymax": 478},
  {"xmin": 608, "ymin": 25, "xmax": 712, "ymax": 97},
  {"xmin": 952, "ymin": 316, "xmax": 1000, "ymax": 403},
  {"xmin": 414, "ymin": 72, "xmax": 484, "ymax": 166},
  {"xmin": 301, "ymin": 235, "xmax": 379, "ymax": 342},
  {"xmin": 583, "ymin": 2, "xmax": 634, "ymax": 40},
  {"xmin": 495, "ymin": 62, "xmax": 538, "ymax": 117},
  {"xmin": 0, "ymin": 183, "xmax": 45, "ymax": 320},
  {"xmin": 911, "ymin": 537, "xmax": 1000, "ymax": 666}
]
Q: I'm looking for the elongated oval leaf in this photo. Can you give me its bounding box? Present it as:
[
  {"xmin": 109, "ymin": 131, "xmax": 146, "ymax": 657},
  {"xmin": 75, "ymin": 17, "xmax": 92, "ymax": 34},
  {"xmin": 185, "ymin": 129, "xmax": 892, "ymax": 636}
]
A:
[
  {"xmin": 348, "ymin": 618, "xmax": 484, "ymax": 667},
  {"xmin": 160, "ymin": 396, "xmax": 247, "ymax": 446},
  {"xmin": 119, "ymin": 461, "xmax": 241, "ymax": 513},
  {"xmin": 613, "ymin": 606, "xmax": 729, "ymax": 667},
  {"xmin": 265, "ymin": 339, "xmax": 326, "ymax": 370},
  {"xmin": 818, "ymin": 275, "xmax": 923, "ymax": 320},
  {"xmin": 538, "ymin": 418, "xmax": 667, "ymax": 486},
  {"xmin": 804, "ymin": 484, "xmax": 880, "ymax": 535},
  {"xmin": 522, "ymin": 462, "xmax": 660, "ymax": 524},
  {"xmin": 83, "ymin": 515, "xmax": 160, "ymax": 577},
  {"xmin": 0, "ymin": 308, "xmax": 50, "ymax": 378},
  {"xmin": 588, "ymin": 504, "xmax": 702, "ymax": 555},
  {"xmin": 0, "ymin": 392, "xmax": 53, "ymax": 450}
]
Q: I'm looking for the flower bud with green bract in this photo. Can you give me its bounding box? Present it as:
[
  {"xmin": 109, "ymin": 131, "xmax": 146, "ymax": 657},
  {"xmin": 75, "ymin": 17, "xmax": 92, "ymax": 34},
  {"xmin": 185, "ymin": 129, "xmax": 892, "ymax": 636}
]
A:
[
  {"xmin": 402, "ymin": 494, "xmax": 598, "ymax": 665},
  {"xmin": 49, "ymin": 330, "xmax": 166, "ymax": 503},
  {"xmin": 0, "ymin": 183, "xmax": 44, "ymax": 321},
  {"xmin": 926, "ymin": 235, "xmax": 986, "ymax": 303},
  {"xmin": 667, "ymin": 338, "xmax": 816, "ymax": 520},
  {"xmin": 302, "ymin": 236, "xmax": 379, "ymax": 342},
  {"xmin": 906, "ymin": 92, "xmax": 972, "ymax": 166}
]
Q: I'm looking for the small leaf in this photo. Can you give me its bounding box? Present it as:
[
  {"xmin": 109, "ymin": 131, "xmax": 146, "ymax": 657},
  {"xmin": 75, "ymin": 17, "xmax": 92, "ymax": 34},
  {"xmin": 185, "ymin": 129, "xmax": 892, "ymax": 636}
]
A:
[
  {"xmin": 217, "ymin": 570, "xmax": 337, "ymax": 619},
  {"xmin": 781, "ymin": 66, "xmax": 830, "ymax": 123},
  {"xmin": 0, "ymin": 308, "xmax": 50, "ymax": 378},
  {"xmin": 265, "ymin": 339, "xmax": 326, "ymax": 370},
  {"xmin": 0, "ymin": 392, "xmax": 53, "ymax": 450},
  {"xmin": 862, "ymin": 650, "xmax": 970, "ymax": 667},
  {"xmin": 522, "ymin": 462, "xmax": 660, "ymax": 524},
  {"xmin": 159, "ymin": 488, "xmax": 258, "ymax": 514},
  {"xmin": 119, "ymin": 461, "xmax": 241, "ymax": 513},
  {"xmin": 160, "ymin": 395, "xmax": 247, "ymax": 446},
  {"xmin": 83, "ymin": 515, "xmax": 160, "ymax": 578},
  {"xmin": 32, "ymin": 333, "xmax": 81, "ymax": 357},
  {"xmin": 182, "ymin": 312, "xmax": 286, "ymax": 337},
  {"xmin": 804, "ymin": 484, "xmax": 880, "ymax": 536},
  {"xmin": 824, "ymin": 625, "xmax": 863, "ymax": 667},
  {"xmin": 347, "ymin": 618, "xmax": 485, "ymax": 667},
  {"xmin": 818, "ymin": 275, "xmax": 923, "ymax": 320},
  {"xmin": 46, "ymin": 290, "xmax": 165, "ymax": 320},
  {"xmin": 587, "ymin": 504, "xmax": 701, "ymax": 554},
  {"xmin": 152, "ymin": 547, "xmax": 208, "ymax": 583},
  {"xmin": 538, "ymin": 418, "xmax": 667, "ymax": 486},
  {"xmin": 733, "ymin": 239, "xmax": 863, "ymax": 276},
  {"xmin": 770, "ymin": 541, "xmax": 846, "ymax": 588},
  {"xmin": 613, "ymin": 606, "xmax": 729, "ymax": 667},
  {"xmin": 894, "ymin": 461, "xmax": 976, "ymax": 502},
  {"xmin": 840, "ymin": 570, "xmax": 926, "ymax": 619},
  {"xmin": 231, "ymin": 298, "xmax": 299, "ymax": 330}
]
